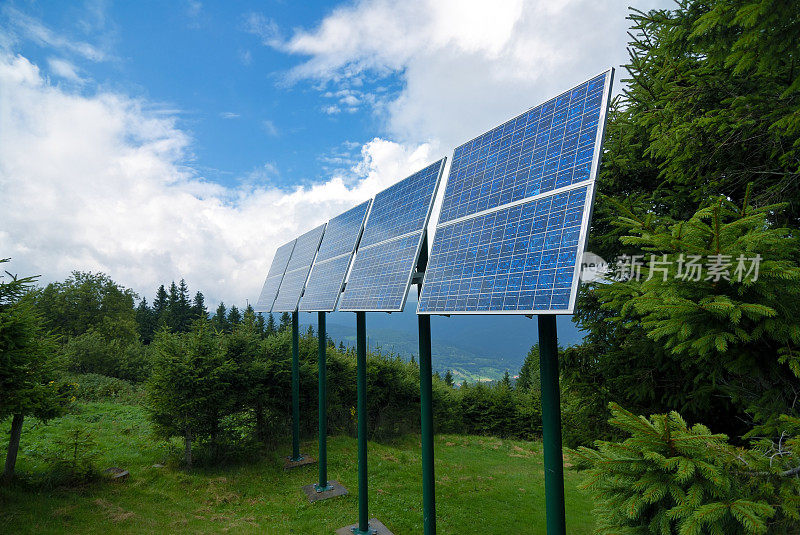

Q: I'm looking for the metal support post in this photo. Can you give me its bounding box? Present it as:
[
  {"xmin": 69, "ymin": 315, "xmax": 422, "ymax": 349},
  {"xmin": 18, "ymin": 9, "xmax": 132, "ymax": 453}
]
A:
[
  {"xmin": 291, "ymin": 311, "xmax": 302, "ymax": 461},
  {"xmin": 418, "ymin": 314, "xmax": 436, "ymax": 535},
  {"xmin": 316, "ymin": 311, "xmax": 332, "ymax": 492},
  {"xmin": 538, "ymin": 315, "xmax": 566, "ymax": 535},
  {"xmin": 352, "ymin": 311, "xmax": 375, "ymax": 534}
]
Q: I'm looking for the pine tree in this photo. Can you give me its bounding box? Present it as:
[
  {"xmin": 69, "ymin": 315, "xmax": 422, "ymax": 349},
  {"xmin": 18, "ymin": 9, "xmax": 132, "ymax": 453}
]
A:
[
  {"xmin": 153, "ymin": 284, "xmax": 168, "ymax": 328},
  {"xmin": 444, "ymin": 370, "xmax": 454, "ymax": 387},
  {"xmin": 517, "ymin": 345, "xmax": 540, "ymax": 391},
  {"xmin": 190, "ymin": 291, "xmax": 207, "ymax": 323},
  {"xmin": 212, "ymin": 302, "xmax": 228, "ymax": 333},
  {"xmin": 1, "ymin": 261, "xmax": 66, "ymax": 484},
  {"xmin": 278, "ymin": 312, "xmax": 291, "ymax": 332},
  {"xmin": 227, "ymin": 305, "xmax": 241, "ymax": 329},
  {"xmin": 174, "ymin": 279, "xmax": 191, "ymax": 332},
  {"xmin": 136, "ymin": 298, "xmax": 157, "ymax": 344},
  {"xmin": 265, "ymin": 313, "xmax": 276, "ymax": 336},
  {"xmin": 254, "ymin": 311, "xmax": 266, "ymax": 337}
]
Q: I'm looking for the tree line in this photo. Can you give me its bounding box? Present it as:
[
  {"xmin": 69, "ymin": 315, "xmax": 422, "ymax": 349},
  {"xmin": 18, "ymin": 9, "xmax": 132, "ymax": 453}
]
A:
[{"xmin": 2, "ymin": 267, "xmax": 543, "ymax": 477}]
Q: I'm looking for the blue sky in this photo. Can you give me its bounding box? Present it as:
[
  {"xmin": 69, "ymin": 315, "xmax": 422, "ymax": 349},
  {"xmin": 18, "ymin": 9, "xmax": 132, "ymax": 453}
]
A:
[
  {"xmin": 0, "ymin": 0, "xmax": 668, "ymax": 307},
  {"xmin": 2, "ymin": 1, "xmax": 399, "ymax": 188}
]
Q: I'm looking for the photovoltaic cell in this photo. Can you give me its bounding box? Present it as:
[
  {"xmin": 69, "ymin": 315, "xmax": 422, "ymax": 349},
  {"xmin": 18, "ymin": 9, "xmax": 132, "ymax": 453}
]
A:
[
  {"xmin": 419, "ymin": 70, "xmax": 613, "ymax": 315},
  {"xmin": 299, "ymin": 200, "xmax": 372, "ymax": 312},
  {"xmin": 254, "ymin": 239, "xmax": 296, "ymax": 312},
  {"xmin": 339, "ymin": 159, "xmax": 446, "ymax": 312},
  {"xmin": 272, "ymin": 224, "xmax": 326, "ymax": 312}
]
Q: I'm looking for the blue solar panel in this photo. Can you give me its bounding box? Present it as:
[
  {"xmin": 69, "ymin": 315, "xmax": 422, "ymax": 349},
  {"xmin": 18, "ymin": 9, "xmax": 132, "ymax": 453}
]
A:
[
  {"xmin": 437, "ymin": 73, "xmax": 607, "ymax": 224},
  {"xmin": 298, "ymin": 254, "xmax": 352, "ymax": 312},
  {"xmin": 418, "ymin": 186, "xmax": 587, "ymax": 313},
  {"xmin": 314, "ymin": 200, "xmax": 372, "ymax": 263},
  {"xmin": 299, "ymin": 200, "xmax": 372, "ymax": 312},
  {"xmin": 359, "ymin": 160, "xmax": 445, "ymax": 248},
  {"xmin": 339, "ymin": 159, "xmax": 446, "ymax": 312},
  {"xmin": 273, "ymin": 224, "xmax": 326, "ymax": 312},
  {"xmin": 419, "ymin": 70, "xmax": 613, "ymax": 314},
  {"xmin": 254, "ymin": 239, "xmax": 296, "ymax": 312},
  {"xmin": 339, "ymin": 232, "xmax": 422, "ymax": 311}
]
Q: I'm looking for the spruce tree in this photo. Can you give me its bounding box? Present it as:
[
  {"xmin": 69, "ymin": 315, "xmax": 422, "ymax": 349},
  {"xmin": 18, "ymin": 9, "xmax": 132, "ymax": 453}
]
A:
[
  {"xmin": 265, "ymin": 313, "xmax": 276, "ymax": 336},
  {"xmin": 569, "ymin": 403, "xmax": 800, "ymax": 534},
  {"xmin": 227, "ymin": 305, "xmax": 241, "ymax": 330},
  {"xmin": 212, "ymin": 302, "xmax": 228, "ymax": 333},
  {"xmin": 444, "ymin": 370, "xmax": 454, "ymax": 387},
  {"xmin": 190, "ymin": 291, "xmax": 207, "ymax": 322}
]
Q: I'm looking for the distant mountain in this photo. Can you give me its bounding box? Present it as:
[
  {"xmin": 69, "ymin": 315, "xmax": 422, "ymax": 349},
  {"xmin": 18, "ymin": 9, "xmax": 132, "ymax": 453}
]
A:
[{"xmin": 299, "ymin": 293, "xmax": 586, "ymax": 382}]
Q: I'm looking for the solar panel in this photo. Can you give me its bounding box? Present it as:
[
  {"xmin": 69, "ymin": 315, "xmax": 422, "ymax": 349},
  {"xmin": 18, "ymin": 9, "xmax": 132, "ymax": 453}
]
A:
[
  {"xmin": 254, "ymin": 239, "xmax": 296, "ymax": 312},
  {"xmin": 339, "ymin": 159, "xmax": 446, "ymax": 312},
  {"xmin": 272, "ymin": 223, "xmax": 326, "ymax": 312},
  {"xmin": 299, "ymin": 200, "xmax": 372, "ymax": 312},
  {"xmin": 418, "ymin": 70, "xmax": 613, "ymax": 315}
]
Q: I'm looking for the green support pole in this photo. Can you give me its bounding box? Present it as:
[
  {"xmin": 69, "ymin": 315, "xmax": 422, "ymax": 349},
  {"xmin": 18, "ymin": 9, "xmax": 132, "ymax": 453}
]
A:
[
  {"xmin": 353, "ymin": 311, "xmax": 374, "ymax": 534},
  {"xmin": 538, "ymin": 315, "xmax": 566, "ymax": 535},
  {"xmin": 418, "ymin": 313, "xmax": 436, "ymax": 535},
  {"xmin": 315, "ymin": 311, "xmax": 332, "ymax": 492},
  {"xmin": 291, "ymin": 311, "xmax": 302, "ymax": 461}
]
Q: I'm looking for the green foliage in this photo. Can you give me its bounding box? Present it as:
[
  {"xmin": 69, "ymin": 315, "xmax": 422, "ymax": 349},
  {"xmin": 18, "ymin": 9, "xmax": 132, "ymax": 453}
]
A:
[
  {"xmin": 146, "ymin": 321, "xmax": 237, "ymax": 465},
  {"xmin": 517, "ymin": 345, "xmax": 541, "ymax": 391},
  {"xmin": 34, "ymin": 272, "xmax": 138, "ymax": 341},
  {"xmin": 570, "ymin": 404, "xmax": 800, "ymax": 534},
  {"xmin": 565, "ymin": 0, "xmax": 800, "ymax": 444},
  {"xmin": 41, "ymin": 426, "xmax": 99, "ymax": 485},
  {"xmin": 65, "ymin": 373, "xmax": 144, "ymax": 404},
  {"xmin": 0, "ymin": 261, "xmax": 66, "ymax": 422},
  {"xmin": 597, "ymin": 197, "xmax": 800, "ymax": 432},
  {"xmin": 59, "ymin": 330, "xmax": 151, "ymax": 382}
]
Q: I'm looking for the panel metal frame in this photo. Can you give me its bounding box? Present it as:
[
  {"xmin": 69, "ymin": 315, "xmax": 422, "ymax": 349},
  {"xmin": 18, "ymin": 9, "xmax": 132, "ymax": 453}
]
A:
[
  {"xmin": 417, "ymin": 68, "xmax": 614, "ymax": 316},
  {"xmin": 338, "ymin": 159, "xmax": 446, "ymax": 313}
]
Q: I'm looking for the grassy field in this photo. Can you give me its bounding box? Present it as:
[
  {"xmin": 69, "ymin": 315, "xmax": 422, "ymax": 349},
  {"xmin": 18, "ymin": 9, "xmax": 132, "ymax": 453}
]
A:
[{"xmin": 1, "ymin": 402, "xmax": 595, "ymax": 534}]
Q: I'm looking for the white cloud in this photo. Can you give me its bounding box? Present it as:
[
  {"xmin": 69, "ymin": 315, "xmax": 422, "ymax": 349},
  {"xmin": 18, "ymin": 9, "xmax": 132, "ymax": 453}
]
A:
[
  {"xmin": 47, "ymin": 57, "xmax": 84, "ymax": 83},
  {"xmin": 0, "ymin": 53, "xmax": 432, "ymax": 307},
  {"xmin": 3, "ymin": 5, "xmax": 109, "ymax": 62},
  {"xmin": 219, "ymin": 111, "xmax": 240, "ymax": 119},
  {"xmin": 273, "ymin": 0, "xmax": 670, "ymax": 148},
  {"xmin": 243, "ymin": 12, "xmax": 282, "ymax": 48}
]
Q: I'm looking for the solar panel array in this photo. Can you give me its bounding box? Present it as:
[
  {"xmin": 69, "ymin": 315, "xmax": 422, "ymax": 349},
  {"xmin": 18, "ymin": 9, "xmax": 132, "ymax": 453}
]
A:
[
  {"xmin": 299, "ymin": 200, "xmax": 372, "ymax": 312},
  {"xmin": 418, "ymin": 70, "xmax": 613, "ymax": 315},
  {"xmin": 339, "ymin": 159, "xmax": 446, "ymax": 312},
  {"xmin": 254, "ymin": 239, "xmax": 296, "ymax": 312},
  {"xmin": 272, "ymin": 224, "xmax": 326, "ymax": 312}
]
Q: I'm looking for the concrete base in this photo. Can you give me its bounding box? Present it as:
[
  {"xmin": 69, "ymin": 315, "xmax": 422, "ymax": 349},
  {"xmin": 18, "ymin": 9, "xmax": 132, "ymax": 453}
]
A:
[
  {"xmin": 284, "ymin": 454, "xmax": 316, "ymax": 470},
  {"xmin": 336, "ymin": 518, "xmax": 393, "ymax": 535},
  {"xmin": 301, "ymin": 479, "xmax": 348, "ymax": 503}
]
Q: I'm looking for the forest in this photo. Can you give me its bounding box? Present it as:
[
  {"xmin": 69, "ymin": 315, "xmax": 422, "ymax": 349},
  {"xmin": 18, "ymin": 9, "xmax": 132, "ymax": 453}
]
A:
[{"xmin": 3, "ymin": 1, "xmax": 800, "ymax": 533}]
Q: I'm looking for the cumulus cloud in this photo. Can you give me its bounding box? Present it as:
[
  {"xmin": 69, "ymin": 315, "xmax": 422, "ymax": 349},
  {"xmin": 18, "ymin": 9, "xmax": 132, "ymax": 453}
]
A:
[
  {"xmin": 0, "ymin": 53, "xmax": 433, "ymax": 307},
  {"xmin": 273, "ymin": 0, "xmax": 668, "ymax": 148}
]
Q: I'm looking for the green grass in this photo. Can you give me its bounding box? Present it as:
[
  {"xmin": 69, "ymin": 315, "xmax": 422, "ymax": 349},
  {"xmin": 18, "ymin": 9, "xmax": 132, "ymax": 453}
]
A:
[{"xmin": 1, "ymin": 402, "xmax": 595, "ymax": 534}]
